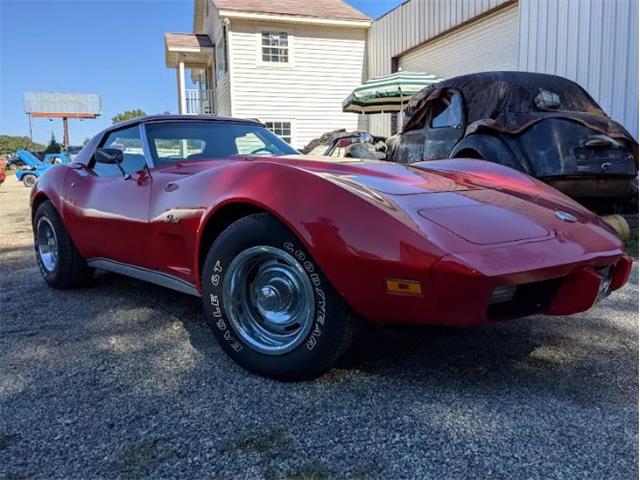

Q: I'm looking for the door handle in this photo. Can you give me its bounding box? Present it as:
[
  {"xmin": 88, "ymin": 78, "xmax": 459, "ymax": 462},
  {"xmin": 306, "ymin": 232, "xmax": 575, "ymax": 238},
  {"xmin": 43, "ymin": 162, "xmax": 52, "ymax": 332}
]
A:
[{"xmin": 165, "ymin": 183, "xmax": 179, "ymax": 192}]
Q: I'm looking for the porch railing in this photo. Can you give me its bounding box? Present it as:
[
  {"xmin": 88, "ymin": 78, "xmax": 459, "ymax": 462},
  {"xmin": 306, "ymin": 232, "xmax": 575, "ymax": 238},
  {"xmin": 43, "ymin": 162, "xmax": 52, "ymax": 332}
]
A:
[{"xmin": 185, "ymin": 89, "xmax": 215, "ymax": 114}]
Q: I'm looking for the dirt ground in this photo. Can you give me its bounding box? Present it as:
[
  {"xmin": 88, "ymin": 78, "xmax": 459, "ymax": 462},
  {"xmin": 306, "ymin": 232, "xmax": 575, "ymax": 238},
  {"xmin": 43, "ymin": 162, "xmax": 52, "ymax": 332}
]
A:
[{"xmin": 0, "ymin": 175, "xmax": 638, "ymax": 479}]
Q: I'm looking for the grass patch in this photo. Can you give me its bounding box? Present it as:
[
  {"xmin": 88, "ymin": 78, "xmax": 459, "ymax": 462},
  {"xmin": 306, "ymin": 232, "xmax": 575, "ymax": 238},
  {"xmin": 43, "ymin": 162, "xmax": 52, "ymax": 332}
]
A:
[
  {"xmin": 222, "ymin": 427, "xmax": 296, "ymax": 480},
  {"xmin": 344, "ymin": 462, "xmax": 385, "ymax": 479},
  {"xmin": 221, "ymin": 429, "xmax": 384, "ymax": 480},
  {"xmin": 0, "ymin": 434, "xmax": 16, "ymax": 451},
  {"xmin": 285, "ymin": 464, "xmax": 332, "ymax": 480},
  {"xmin": 221, "ymin": 427, "xmax": 294, "ymax": 458},
  {"xmin": 114, "ymin": 439, "xmax": 179, "ymax": 477},
  {"xmin": 0, "ymin": 474, "xmax": 28, "ymax": 480}
]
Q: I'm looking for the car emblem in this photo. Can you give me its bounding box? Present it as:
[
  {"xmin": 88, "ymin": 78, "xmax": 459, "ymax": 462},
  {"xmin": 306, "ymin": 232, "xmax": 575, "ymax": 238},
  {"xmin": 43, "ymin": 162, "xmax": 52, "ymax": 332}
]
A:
[
  {"xmin": 601, "ymin": 162, "xmax": 612, "ymax": 171},
  {"xmin": 555, "ymin": 211, "xmax": 577, "ymax": 223}
]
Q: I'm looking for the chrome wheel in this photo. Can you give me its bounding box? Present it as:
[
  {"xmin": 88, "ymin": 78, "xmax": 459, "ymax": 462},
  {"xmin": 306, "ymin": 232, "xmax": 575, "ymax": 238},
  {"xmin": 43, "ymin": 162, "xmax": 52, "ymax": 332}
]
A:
[
  {"xmin": 36, "ymin": 217, "xmax": 58, "ymax": 272},
  {"xmin": 23, "ymin": 175, "xmax": 37, "ymax": 188},
  {"xmin": 223, "ymin": 246, "xmax": 315, "ymax": 355}
]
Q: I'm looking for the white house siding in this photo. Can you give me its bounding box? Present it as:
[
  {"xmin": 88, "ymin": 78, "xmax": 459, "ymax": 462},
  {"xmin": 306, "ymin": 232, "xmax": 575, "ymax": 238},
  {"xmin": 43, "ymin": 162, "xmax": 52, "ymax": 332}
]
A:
[
  {"xmin": 518, "ymin": 0, "xmax": 639, "ymax": 139},
  {"xmin": 228, "ymin": 20, "xmax": 367, "ymax": 148},
  {"xmin": 367, "ymin": 0, "xmax": 514, "ymax": 137},
  {"xmin": 205, "ymin": 5, "xmax": 232, "ymax": 116},
  {"xmin": 398, "ymin": 4, "xmax": 518, "ymax": 76}
]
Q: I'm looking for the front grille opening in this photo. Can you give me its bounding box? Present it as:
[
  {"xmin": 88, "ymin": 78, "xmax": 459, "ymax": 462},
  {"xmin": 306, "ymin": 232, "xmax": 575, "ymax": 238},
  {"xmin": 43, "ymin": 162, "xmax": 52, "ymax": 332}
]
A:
[{"xmin": 488, "ymin": 278, "xmax": 563, "ymax": 320}]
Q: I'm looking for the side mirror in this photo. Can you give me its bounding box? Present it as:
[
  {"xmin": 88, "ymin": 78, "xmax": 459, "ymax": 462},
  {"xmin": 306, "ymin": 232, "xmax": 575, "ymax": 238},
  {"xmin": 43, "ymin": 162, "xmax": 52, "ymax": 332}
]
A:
[
  {"xmin": 94, "ymin": 148, "xmax": 127, "ymax": 177},
  {"xmin": 95, "ymin": 148, "xmax": 124, "ymax": 165}
]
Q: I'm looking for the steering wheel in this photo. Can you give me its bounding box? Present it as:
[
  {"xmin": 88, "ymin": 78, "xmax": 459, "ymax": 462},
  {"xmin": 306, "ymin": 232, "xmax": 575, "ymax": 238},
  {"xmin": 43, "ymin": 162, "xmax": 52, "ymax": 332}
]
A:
[{"xmin": 249, "ymin": 147, "xmax": 274, "ymax": 156}]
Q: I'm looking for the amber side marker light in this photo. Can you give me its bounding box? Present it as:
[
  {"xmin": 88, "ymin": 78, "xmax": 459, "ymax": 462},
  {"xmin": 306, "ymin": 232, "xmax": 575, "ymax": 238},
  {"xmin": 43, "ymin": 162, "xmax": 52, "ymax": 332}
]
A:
[{"xmin": 385, "ymin": 279, "xmax": 423, "ymax": 296}]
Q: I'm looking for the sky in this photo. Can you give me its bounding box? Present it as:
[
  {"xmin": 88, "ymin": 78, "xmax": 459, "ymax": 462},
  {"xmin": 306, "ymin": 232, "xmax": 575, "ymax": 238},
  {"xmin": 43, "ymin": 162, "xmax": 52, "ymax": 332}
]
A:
[{"xmin": 0, "ymin": 0, "xmax": 404, "ymax": 146}]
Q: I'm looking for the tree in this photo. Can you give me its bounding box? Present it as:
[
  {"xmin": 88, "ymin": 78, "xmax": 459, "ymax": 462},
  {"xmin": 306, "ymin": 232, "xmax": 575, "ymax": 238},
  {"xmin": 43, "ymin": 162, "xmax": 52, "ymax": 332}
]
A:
[
  {"xmin": 45, "ymin": 133, "xmax": 62, "ymax": 154},
  {"xmin": 112, "ymin": 109, "xmax": 147, "ymax": 124},
  {"xmin": 0, "ymin": 135, "xmax": 44, "ymax": 154}
]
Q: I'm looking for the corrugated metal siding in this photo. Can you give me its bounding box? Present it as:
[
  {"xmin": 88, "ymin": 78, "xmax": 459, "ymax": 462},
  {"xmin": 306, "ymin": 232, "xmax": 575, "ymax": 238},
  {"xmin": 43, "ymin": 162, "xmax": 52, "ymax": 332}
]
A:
[
  {"xmin": 519, "ymin": 0, "xmax": 638, "ymax": 139},
  {"xmin": 367, "ymin": 0, "xmax": 514, "ymax": 136},
  {"xmin": 399, "ymin": 5, "xmax": 518, "ymax": 77},
  {"xmin": 229, "ymin": 21, "xmax": 367, "ymax": 148}
]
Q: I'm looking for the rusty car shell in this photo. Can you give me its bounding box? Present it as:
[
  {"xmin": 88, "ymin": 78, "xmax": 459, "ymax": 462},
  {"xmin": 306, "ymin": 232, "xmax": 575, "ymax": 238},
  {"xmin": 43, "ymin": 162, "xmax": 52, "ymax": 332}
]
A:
[{"xmin": 389, "ymin": 72, "xmax": 638, "ymax": 216}]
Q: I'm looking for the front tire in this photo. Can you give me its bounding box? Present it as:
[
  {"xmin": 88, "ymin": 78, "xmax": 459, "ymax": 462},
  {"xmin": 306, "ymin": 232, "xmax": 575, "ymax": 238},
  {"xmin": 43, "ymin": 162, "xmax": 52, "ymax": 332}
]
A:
[
  {"xmin": 202, "ymin": 213, "xmax": 355, "ymax": 380},
  {"xmin": 34, "ymin": 201, "xmax": 93, "ymax": 288},
  {"xmin": 22, "ymin": 174, "xmax": 37, "ymax": 188}
]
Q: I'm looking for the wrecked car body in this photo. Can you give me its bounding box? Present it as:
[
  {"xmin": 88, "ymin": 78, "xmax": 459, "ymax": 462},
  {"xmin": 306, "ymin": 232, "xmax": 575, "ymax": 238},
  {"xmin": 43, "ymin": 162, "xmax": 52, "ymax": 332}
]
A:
[
  {"xmin": 388, "ymin": 72, "xmax": 638, "ymax": 220},
  {"xmin": 303, "ymin": 129, "xmax": 387, "ymax": 159}
]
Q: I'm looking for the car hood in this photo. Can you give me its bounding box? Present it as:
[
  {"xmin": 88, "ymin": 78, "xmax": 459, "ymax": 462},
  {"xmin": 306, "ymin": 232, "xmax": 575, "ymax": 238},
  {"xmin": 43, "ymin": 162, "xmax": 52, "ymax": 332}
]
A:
[
  {"xmin": 252, "ymin": 155, "xmax": 479, "ymax": 195},
  {"xmin": 162, "ymin": 155, "xmax": 475, "ymax": 195},
  {"xmin": 170, "ymin": 155, "xmax": 618, "ymax": 249},
  {"xmin": 257, "ymin": 155, "xmax": 618, "ymax": 247}
]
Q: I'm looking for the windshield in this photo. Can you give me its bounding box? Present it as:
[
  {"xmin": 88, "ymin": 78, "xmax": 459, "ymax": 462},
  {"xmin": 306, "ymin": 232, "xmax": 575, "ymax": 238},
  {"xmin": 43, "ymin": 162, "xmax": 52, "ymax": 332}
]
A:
[{"xmin": 145, "ymin": 121, "xmax": 298, "ymax": 167}]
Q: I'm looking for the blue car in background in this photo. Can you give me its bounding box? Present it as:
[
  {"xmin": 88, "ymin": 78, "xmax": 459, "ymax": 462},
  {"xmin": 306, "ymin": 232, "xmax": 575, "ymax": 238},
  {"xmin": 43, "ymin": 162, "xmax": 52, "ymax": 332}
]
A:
[{"xmin": 14, "ymin": 150, "xmax": 71, "ymax": 187}]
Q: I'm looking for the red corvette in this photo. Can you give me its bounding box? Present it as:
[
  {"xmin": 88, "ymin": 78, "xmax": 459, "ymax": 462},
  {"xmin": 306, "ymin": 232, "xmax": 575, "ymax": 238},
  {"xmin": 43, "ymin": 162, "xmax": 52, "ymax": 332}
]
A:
[{"xmin": 31, "ymin": 115, "xmax": 632, "ymax": 379}]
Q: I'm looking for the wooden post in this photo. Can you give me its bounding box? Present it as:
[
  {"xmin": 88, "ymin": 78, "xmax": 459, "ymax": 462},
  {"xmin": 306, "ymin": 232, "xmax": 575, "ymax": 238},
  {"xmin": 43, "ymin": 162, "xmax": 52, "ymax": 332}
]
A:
[
  {"xmin": 62, "ymin": 117, "xmax": 69, "ymax": 149},
  {"xmin": 28, "ymin": 114, "xmax": 33, "ymax": 149}
]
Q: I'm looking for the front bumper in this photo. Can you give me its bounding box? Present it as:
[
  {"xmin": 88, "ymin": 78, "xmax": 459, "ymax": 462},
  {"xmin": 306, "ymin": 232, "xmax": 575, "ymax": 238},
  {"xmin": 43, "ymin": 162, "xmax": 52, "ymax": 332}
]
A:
[{"xmin": 428, "ymin": 248, "xmax": 632, "ymax": 327}]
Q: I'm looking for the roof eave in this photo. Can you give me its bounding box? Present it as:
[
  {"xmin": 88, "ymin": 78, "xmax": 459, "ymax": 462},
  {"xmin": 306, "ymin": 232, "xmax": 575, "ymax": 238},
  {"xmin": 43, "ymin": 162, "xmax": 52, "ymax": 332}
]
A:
[
  {"xmin": 217, "ymin": 9, "xmax": 371, "ymax": 28},
  {"xmin": 164, "ymin": 35, "xmax": 214, "ymax": 68}
]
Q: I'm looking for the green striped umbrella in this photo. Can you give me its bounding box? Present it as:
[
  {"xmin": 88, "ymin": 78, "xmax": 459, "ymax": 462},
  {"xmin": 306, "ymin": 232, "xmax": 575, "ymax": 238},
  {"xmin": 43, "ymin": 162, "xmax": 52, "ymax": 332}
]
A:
[{"xmin": 343, "ymin": 71, "xmax": 441, "ymax": 114}]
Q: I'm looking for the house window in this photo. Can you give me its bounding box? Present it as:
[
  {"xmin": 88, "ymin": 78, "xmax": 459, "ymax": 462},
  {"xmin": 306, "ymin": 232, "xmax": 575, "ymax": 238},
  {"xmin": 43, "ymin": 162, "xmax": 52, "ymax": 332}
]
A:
[
  {"xmin": 215, "ymin": 27, "xmax": 227, "ymax": 83},
  {"xmin": 264, "ymin": 121, "xmax": 292, "ymax": 144},
  {"xmin": 261, "ymin": 32, "xmax": 289, "ymax": 63}
]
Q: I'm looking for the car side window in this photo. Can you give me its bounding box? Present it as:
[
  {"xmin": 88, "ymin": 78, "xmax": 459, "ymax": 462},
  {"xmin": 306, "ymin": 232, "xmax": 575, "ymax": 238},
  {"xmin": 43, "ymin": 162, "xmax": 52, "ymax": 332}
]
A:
[
  {"xmin": 92, "ymin": 126, "xmax": 147, "ymax": 177},
  {"xmin": 430, "ymin": 92, "xmax": 463, "ymax": 129}
]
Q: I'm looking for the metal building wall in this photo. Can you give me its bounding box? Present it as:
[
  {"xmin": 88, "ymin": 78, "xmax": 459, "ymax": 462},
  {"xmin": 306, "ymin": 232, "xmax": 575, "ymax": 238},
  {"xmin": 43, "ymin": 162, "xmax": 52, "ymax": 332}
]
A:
[
  {"xmin": 366, "ymin": 0, "xmax": 514, "ymax": 135},
  {"xmin": 398, "ymin": 4, "xmax": 519, "ymax": 77},
  {"xmin": 518, "ymin": 0, "xmax": 639, "ymax": 139},
  {"xmin": 368, "ymin": 0, "xmax": 638, "ymax": 139}
]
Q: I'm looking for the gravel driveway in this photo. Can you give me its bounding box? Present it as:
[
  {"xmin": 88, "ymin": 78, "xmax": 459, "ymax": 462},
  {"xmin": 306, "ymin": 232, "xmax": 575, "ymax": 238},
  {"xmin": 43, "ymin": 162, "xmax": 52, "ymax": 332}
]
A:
[{"xmin": 0, "ymin": 175, "xmax": 637, "ymax": 480}]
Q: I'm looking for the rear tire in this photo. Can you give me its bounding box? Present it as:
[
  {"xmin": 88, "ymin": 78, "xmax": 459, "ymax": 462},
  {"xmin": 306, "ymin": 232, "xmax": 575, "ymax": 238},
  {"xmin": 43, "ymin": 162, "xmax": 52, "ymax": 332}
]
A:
[
  {"xmin": 34, "ymin": 201, "xmax": 93, "ymax": 288},
  {"xmin": 201, "ymin": 213, "xmax": 355, "ymax": 380},
  {"xmin": 22, "ymin": 174, "xmax": 37, "ymax": 188}
]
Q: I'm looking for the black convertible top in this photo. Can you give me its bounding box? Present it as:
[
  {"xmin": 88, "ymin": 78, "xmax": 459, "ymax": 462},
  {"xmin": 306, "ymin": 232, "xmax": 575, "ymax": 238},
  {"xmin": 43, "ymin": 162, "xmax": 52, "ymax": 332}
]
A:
[
  {"xmin": 74, "ymin": 115, "xmax": 264, "ymax": 166},
  {"xmin": 105, "ymin": 114, "xmax": 262, "ymax": 132},
  {"xmin": 403, "ymin": 71, "xmax": 635, "ymax": 142}
]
